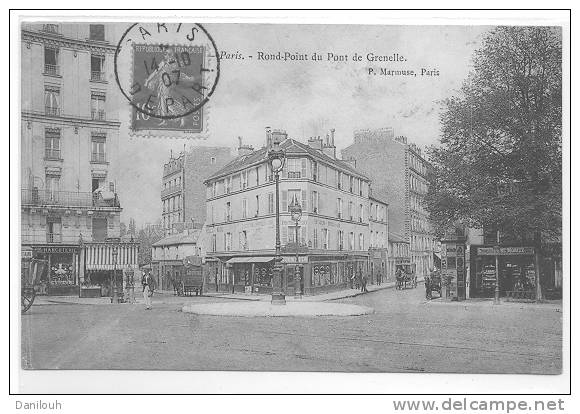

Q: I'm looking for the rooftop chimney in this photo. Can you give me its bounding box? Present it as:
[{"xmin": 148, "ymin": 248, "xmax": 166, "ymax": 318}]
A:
[
  {"xmin": 307, "ymin": 136, "xmax": 323, "ymax": 151},
  {"xmin": 265, "ymin": 127, "xmax": 272, "ymax": 148},
  {"xmin": 237, "ymin": 136, "xmax": 254, "ymax": 156}
]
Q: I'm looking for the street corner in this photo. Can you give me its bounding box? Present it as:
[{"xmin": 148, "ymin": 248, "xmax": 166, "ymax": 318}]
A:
[{"xmin": 181, "ymin": 301, "xmax": 375, "ymax": 317}]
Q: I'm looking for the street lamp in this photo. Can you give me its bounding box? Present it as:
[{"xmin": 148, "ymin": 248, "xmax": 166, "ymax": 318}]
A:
[
  {"xmin": 111, "ymin": 244, "xmax": 118, "ymax": 303},
  {"xmin": 267, "ymin": 128, "xmax": 286, "ymax": 305},
  {"xmin": 289, "ymin": 194, "xmax": 302, "ymax": 298}
]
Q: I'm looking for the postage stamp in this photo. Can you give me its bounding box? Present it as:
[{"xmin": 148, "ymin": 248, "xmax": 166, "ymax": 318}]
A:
[{"xmin": 114, "ymin": 23, "xmax": 220, "ymax": 136}]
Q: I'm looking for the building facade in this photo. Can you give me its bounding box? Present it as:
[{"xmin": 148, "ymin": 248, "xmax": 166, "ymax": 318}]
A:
[
  {"xmin": 368, "ymin": 195, "xmax": 389, "ymax": 284},
  {"xmin": 21, "ymin": 23, "xmax": 138, "ymax": 297},
  {"xmin": 161, "ymin": 146, "xmax": 233, "ymax": 235},
  {"xmin": 342, "ymin": 128, "xmax": 435, "ymax": 277},
  {"xmin": 203, "ymin": 129, "xmax": 388, "ymax": 295}
]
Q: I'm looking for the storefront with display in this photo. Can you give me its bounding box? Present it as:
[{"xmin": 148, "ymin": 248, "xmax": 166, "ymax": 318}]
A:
[
  {"xmin": 469, "ymin": 246, "xmax": 537, "ymax": 299},
  {"xmin": 29, "ymin": 245, "xmax": 80, "ymax": 296}
]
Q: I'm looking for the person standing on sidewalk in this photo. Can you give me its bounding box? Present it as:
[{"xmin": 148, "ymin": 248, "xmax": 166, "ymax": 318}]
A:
[{"xmin": 141, "ymin": 270, "xmax": 155, "ymax": 310}]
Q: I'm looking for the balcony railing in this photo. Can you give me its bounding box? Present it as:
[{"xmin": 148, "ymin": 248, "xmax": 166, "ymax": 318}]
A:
[
  {"xmin": 287, "ymin": 171, "xmax": 301, "ymax": 179},
  {"xmin": 46, "ymin": 233, "xmax": 62, "ymax": 243},
  {"xmin": 45, "ymin": 106, "xmax": 60, "ymax": 116},
  {"xmin": 44, "ymin": 64, "xmax": 60, "ymax": 76},
  {"xmin": 91, "ymin": 153, "xmax": 106, "ymax": 163},
  {"xmin": 22, "ymin": 189, "xmax": 120, "ymax": 208},
  {"xmin": 91, "ymin": 71, "xmax": 106, "ymax": 82},
  {"xmin": 161, "ymin": 185, "xmax": 181, "ymax": 198},
  {"xmin": 45, "ymin": 149, "xmax": 61, "ymax": 160},
  {"xmin": 91, "ymin": 110, "xmax": 106, "ymax": 120}
]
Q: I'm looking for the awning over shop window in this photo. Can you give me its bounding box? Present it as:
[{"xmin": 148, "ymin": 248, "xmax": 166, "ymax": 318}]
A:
[
  {"xmin": 226, "ymin": 256, "xmax": 274, "ymax": 264},
  {"xmin": 85, "ymin": 243, "xmax": 139, "ymax": 271}
]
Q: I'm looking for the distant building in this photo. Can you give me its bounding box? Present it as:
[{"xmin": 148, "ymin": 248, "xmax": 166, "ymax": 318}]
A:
[
  {"xmin": 342, "ymin": 128, "xmax": 436, "ymax": 277},
  {"xmin": 368, "ymin": 195, "xmax": 389, "ymax": 284},
  {"xmin": 203, "ymin": 128, "xmax": 388, "ymax": 295},
  {"xmin": 161, "ymin": 146, "xmax": 233, "ymax": 235},
  {"xmin": 20, "ymin": 23, "xmax": 138, "ymax": 297},
  {"xmin": 388, "ymin": 232, "xmax": 411, "ymax": 280}
]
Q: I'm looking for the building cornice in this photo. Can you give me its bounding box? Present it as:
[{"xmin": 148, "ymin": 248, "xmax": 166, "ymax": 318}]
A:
[
  {"xmin": 22, "ymin": 111, "xmax": 121, "ymax": 129},
  {"xmin": 22, "ymin": 29, "xmax": 117, "ymax": 54}
]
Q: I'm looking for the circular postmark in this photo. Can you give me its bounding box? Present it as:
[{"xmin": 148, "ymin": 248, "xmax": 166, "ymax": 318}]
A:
[{"xmin": 114, "ymin": 23, "xmax": 220, "ymax": 129}]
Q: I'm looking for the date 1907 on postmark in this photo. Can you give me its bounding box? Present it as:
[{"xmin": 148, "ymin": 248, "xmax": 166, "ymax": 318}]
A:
[{"xmin": 114, "ymin": 23, "xmax": 220, "ymax": 136}]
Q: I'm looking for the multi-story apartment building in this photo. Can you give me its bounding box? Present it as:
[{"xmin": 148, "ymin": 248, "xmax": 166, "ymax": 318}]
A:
[
  {"xmin": 21, "ymin": 23, "xmax": 138, "ymax": 297},
  {"xmin": 368, "ymin": 195, "xmax": 389, "ymax": 284},
  {"xmin": 161, "ymin": 146, "xmax": 233, "ymax": 235},
  {"xmin": 203, "ymin": 129, "xmax": 388, "ymax": 296},
  {"xmin": 342, "ymin": 128, "xmax": 435, "ymax": 277}
]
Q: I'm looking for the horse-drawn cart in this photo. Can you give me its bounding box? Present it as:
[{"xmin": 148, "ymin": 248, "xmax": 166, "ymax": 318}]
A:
[
  {"xmin": 171, "ymin": 256, "xmax": 204, "ymax": 297},
  {"xmin": 395, "ymin": 263, "xmax": 417, "ymax": 290},
  {"xmin": 21, "ymin": 256, "xmax": 47, "ymax": 313}
]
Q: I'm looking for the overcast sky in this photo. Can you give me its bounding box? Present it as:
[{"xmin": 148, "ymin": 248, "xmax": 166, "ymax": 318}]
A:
[{"xmin": 116, "ymin": 24, "xmax": 491, "ymax": 226}]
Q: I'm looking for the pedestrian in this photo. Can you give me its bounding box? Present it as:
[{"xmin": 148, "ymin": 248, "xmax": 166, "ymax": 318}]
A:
[
  {"xmin": 141, "ymin": 270, "xmax": 155, "ymax": 310},
  {"xmin": 362, "ymin": 271, "xmax": 369, "ymax": 293},
  {"xmin": 425, "ymin": 273, "xmax": 432, "ymax": 300},
  {"xmin": 350, "ymin": 270, "xmax": 356, "ymax": 290},
  {"xmin": 357, "ymin": 269, "xmax": 364, "ymax": 292}
]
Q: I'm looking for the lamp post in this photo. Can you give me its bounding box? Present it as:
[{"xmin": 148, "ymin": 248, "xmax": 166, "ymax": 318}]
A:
[
  {"xmin": 289, "ymin": 194, "xmax": 302, "ymax": 298},
  {"xmin": 111, "ymin": 244, "xmax": 118, "ymax": 303},
  {"xmin": 267, "ymin": 129, "xmax": 286, "ymax": 305}
]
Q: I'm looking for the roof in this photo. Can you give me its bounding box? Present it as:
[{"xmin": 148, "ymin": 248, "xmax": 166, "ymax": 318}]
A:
[
  {"xmin": 369, "ymin": 194, "xmax": 389, "ymax": 206},
  {"xmin": 388, "ymin": 232, "xmax": 409, "ymax": 244},
  {"xmin": 152, "ymin": 230, "xmax": 201, "ymax": 247},
  {"xmin": 204, "ymin": 138, "xmax": 369, "ymax": 183}
]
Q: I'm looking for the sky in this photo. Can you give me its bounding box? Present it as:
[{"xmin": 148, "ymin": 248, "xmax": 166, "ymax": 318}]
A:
[{"xmin": 115, "ymin": 24, "xmax": 491, "ymax": 226}]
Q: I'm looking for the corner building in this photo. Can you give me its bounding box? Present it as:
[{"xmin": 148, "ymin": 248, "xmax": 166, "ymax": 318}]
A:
[
  {"xmin": 20, "ymin": 23, "xmax": 138, "ymax": 297},
  {"xmin": 204, "ymin": 130, "xmax": 388, "ymax": 295}
]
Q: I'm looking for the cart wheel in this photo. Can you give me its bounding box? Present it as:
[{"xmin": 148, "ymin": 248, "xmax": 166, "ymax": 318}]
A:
[{"xmin": 21, "ymin": 289, "xmax": 35, "ymax": 313}]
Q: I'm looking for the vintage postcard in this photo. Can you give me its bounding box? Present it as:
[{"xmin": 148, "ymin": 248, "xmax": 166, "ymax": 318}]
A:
[{"xmin": 12, "ymin": 10, "xmax": 570, "ymax": 397}]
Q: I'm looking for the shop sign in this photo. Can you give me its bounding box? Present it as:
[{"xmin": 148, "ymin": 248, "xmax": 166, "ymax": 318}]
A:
[
  {"xmin": 22, "ymin": 250, "xmax": 33, "ymax": 259},
  {"xmin": 35, "ymin": 246, "xmax": 78, "ymax": 254},
  {"xmin": 477, "ymin": 247, "xmax": 534, "ymax": 256}
]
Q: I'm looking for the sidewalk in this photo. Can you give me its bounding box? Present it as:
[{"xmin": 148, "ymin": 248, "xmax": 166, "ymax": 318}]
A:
[
  {"xmin": 201, "ymin": 279, "xmax": 406, "ymax": 302},
  {"xmin": 425, "ymin": 297, "xmax": 562, "ymax": 311}
]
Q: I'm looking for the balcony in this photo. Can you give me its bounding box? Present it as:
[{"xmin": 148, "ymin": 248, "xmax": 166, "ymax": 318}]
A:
[
  {"xmin": 287, "ymin": 171, "xmax": 301, "ymax": 179},
  {"xmin": 46, "ymin": 233, "xmax": 62, "ymax": 243},
  {"xmin": 91, "ymin": 71, "xmax": 106, "ymax": 82},
  {"xmin": 45, "ymin": 106, "xmax": 60, "ymax": 117},
  {"xmin": 44, "ymin": 64, "xmax": 60, "ymax": 76},
  {"xmin": 91, "ymin": 153, "xmax": 107, "ymax": 163},
  {"xmin": 91, "ymin": 110, "xmax": 106, "ymax": 120},
  {"xmin": 22, "ymin": 188, "xmax": 120, "ymax": 208},
  {"xmin": 45, "ymin": 149, "xmax": 62, "ymax": 160},
  {"xmin": 161, "ymin": 185, "xmax": 181, "ymax": 199}
]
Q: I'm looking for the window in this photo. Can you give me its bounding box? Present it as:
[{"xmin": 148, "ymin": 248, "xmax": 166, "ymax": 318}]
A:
[
  {"xmin": 286, "ymin": 189, "xmax": 300, "ymax": 212},
  {"xmin": 210, "ymin": 157, "xmax": 216, "ymax": 164},
  {"xmin": 91, "ymin": 55, "xmax": 106, "ymax": 81},
  {"xmin": 225, "ymin": 202, "xmax": 231, "ymax": 221},
  {"xmin": 92, "ymin": 217, "xmax": 108, "ymax": 242},
  {"xmin": 268, "ymin": 192, "xmax": 274, "ymax": 214},
  {"xmin": 239, "ymin": 231, "xmax": 248, "ymax": 250},
  {"xmin": 286, "ymin": 158, "xmax": 306, "ymax": 179},
  {"xmin": 242, "ymin": 198, "xmax": 248, "ymax": 218},
  {"xmin": 338, "ymin": 230, "xmax": 344, "ymax": 250},
  {"xmin": 322, "ymin": 228, "xmax": 329, "ymax": 249},
  {"xmin": 211, "ymin": 234, "xmax": 217, "ymax": 252},
  {"xmin": 225, "ymin": 233, "xmax": 232, "ymax": 251},
  {"xmin": 212, "ymin": 182, "xmax": 217, "ymax": 197},
  {"xmin": 312, "ymin": 161, "xmax": 318, "ymax": 181},
  {"xmin": 45, "ymin": 175, "xmax": 60, "ymax": 202},
  {"xmin": 89, "ymin": 24, "xmax": 105, "ymax": 41},
  {"xmin": 91, "ymin": 135, "xmax": 106, "ymax": 163},
  {"xmin": 45, "ymin": 128, "xmax": 61, "ymax": 159},
  {"xmin": 226, "ymin": 176, "xmax": 232, "ymax": 193},
  {"xmin": 241, "ymin": 170, "xmax": 248, "ymax": 189},
  {"xmin": 42, "ymin": 24, "xmax": 59, "ymax": 34},
  {"xmin": 359, "ymin": 204, "xmax": 364, "ymax": 222},
  {"xmin": 255, "ymin": 195, "xmax": 260, "ymax": 216},
  {"xmin": 349, "ymin": 176, "xmax": 354, "ymax": 192},
  {"xmin": 337, "ymin": 171, "xmax": 342, "ymax": 189},
  {"xmin": 91, "ymin": 92, "xmax": 106, "ymax": 120},
  {"xmin": 337, "ymin": 198, "xmax": 343, "ymax": 218},
  {"xmin": 359, "ymin": 233, "xmax": 364, "ymax": 250},
  {"xmin": 44, "ymin": 47, "xmax": 59, "ymax": 76},
  {"xmin": 255, "ymin": 166, "xmax": 260, "ymax": 186},
  {"xmin": 44, "ymin": 86, "xmax": 60, "ymax": 116},
  {"xmin": 348, "ymin": 201, "xmax": 353, "ymax": 221},
  {"xmin": 313, "ymin": 228, "xmax": 318, "ymax": 249},
  {"xmin": 46, "ymin": 217, "xmax": 62, "ymax": 243},
  {"xmin": 349, "ymin": 232, "xmax": 354, "ymax": 250},
  {"xmin": 311, "ymin": 191, "xmax": 319, "ymax": 213}
]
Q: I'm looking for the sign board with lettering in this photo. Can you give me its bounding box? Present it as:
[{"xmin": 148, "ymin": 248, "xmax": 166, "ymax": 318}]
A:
[{"xmin": 477, "ymin": 247, "xmax": 534, "ymax": 256}]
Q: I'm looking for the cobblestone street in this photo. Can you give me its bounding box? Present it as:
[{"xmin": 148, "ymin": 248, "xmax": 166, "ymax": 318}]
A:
[{"xmin": 21, "ymin": 286, "xmax": 562, "ymax": 373}]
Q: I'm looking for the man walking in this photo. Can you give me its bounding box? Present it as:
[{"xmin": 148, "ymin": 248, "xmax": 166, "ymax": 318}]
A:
[{"xmin": 141, "ymin": 270, "xmax": 155, "ymax": 310}]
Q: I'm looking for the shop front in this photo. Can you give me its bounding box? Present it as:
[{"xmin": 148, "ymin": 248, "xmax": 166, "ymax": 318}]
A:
[
  {"xmin": 225, "ymin": 256, "xmax": 276, "ymax": 294},
  {"xmin": 26, "ymin": 245, "xmax": 80, "ymax": 296},
  {"xmin": 305, "ymin": 254, "xmax": 368, "ymax": 295},
  {"xmin": 469, "ymin": 246, "xmax": 536, "ymax": 299}
]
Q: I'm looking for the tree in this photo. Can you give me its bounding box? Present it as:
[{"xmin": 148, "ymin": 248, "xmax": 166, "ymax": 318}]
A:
[
  {"xmin": 137, "ymin": 223, "xmax": 164, "ymax": 265},
  {"xmin": 426, "ymin": 26, "xmax": 562, "ymax": 244}
]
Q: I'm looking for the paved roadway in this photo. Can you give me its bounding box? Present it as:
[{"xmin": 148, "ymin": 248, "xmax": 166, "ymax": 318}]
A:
[{"xmin": 21, "ymin": 285, "xmax": 562, "ymax": 373}]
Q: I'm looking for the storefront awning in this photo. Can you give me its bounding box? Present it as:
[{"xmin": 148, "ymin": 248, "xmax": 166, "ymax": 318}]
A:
[
  {"xmin": 226, "ymin": 256, "xmax": 274, "ymax": 264},
  {"xmin": 85, "ymin": 243, "xmax": 139, "ymax": 271}
]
